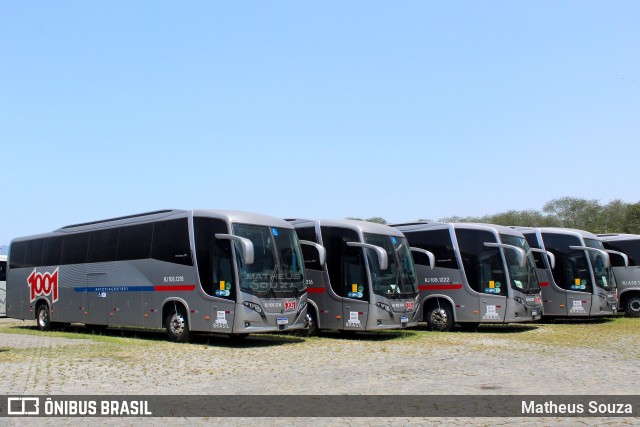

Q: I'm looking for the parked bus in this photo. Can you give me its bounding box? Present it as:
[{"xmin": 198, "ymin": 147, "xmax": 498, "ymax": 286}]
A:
[
  {"xmin": 598, "ymin": 233, "xmax": 639, "ymax": 317},
  {"xmin": 0, "ymin": 255, "xmax": 6, "ymax": 317},
  {"xmin": 393, "ymin": 222, "xmax": 542, "ymax": 331},
  {"xmin": 516, "ymin": 227, "xmax": 617, "ymax": 318},
  {"xmin": 286, "ymin": 219, "xmax": 420, "ymax": 335},
  {"xmin": 6, "ymin": 210, "xmax": 308, "ymax": 341}
]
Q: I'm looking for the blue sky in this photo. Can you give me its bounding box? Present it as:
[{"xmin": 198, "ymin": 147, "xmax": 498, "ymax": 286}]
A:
[{"xmin": 1, "ymin": 1, "xmax": 638, "ymax": 246}]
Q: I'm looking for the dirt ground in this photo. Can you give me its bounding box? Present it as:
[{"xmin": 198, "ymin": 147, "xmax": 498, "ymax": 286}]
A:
[{"xmin": 0, "ymin": 317, "xmax": 638, "ymax": 426}]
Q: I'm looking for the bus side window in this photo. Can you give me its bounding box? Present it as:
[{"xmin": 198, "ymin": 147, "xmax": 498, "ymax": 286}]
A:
[
  {"xmin": 455, "ymin": 229, "xmax": 506, "ymax": 295},
  {"xmin": 405, "ymin": 229, "xmax": 458, "ymax": 269},
  {"xmin": 321, "ymin": 226, "xmax": 364, "ymax": 298},
  {"xmin": 194, "ymin": 217, "xmax": 235, "ymax": 299},
  {"xmin": 293, "ymin": 226, "xmax": 322, "ymax": 271},
  {"xmin": 0, "ymin": 260, "xmax": 6, "ymax": 281},
  {"xmin": 9, "ymin": 241, "xmax": 27, "ymax": 269},
  {"xmin": 342, "ymin": 249, "xmax": 367, "ymax": 300}
]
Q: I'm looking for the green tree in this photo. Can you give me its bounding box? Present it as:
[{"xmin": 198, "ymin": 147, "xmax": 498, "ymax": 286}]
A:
[
  {"xmin": 345, "ymin": 216, "xmax": 388, "ymax": 224},
  {"xmin": 542, "ymin": 197, "xmax": 602, "ymax": 230},
  {"xmin": 624, "ymin": 202, "xmax": 640, "ymax": 234}
]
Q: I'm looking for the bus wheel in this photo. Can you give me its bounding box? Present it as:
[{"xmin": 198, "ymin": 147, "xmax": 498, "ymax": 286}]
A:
[
  {"xmin": 36, "ymin": 304, "xmax": 51, "ymax": 331},
  {"xmin": 165, "ymin": 307, "xmax": 190, "ymax": 342},
  {"xmin": 304, "ymin": 309, "xmax": 319, "ymax": 337},
  {"xmin": 425, "ymin": 304, "xmax": 453, "ymax": 332},
  {"xmin": 624, "ymin": 295, "xmax": 640, "ymax": 318}
]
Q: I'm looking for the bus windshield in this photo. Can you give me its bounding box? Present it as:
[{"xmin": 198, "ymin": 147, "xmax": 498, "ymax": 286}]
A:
[
  {"xmin": 584, "ymin": 238, "xmax": 616, "ymax": 291},
  {"xmin": 233, "ymin": 224, "xmax": 305, "ymax": 297},
  {"xmin": 363, "ymin": 233, "xmax": 418, "ymax": 298},
  {"xmin": 500, "ymin": 234, "xmax": 541, "ymax": 294}
]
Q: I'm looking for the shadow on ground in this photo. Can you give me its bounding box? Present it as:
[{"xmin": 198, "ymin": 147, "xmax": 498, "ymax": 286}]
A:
[{"xmin": 6, "ymin": 324, "xmax": 306, "ymax": 348}]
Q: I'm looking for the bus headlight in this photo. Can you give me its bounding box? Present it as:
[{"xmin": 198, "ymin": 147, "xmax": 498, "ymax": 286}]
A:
[
  {"xmin": 375, "ymin": 302, "xmax": 392, "ymax": 314},
  {"xmin": 242, "ymin": 301, "xmax": 263, "ymax": 314}
]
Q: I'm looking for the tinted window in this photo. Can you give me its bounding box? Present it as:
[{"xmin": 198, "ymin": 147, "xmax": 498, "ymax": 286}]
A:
[
  {"xmin": 61, "ymin": 233, "xmax": 90, "ymax": 265},
  {"xmin": 541, "ymin": 233, "xmax": 592, "ymax": 292},
  {"xmin": 403, "ymin": 229, "xmax": 458, "ymax": 269},
  {"xmin": 117, "ymin": 224, "xmax": 153, "ymax": 261},
  {"xmin": 87, "ymin": 228, "xmax": 119, "ymax": 263},
  {"xmin": 455, "ymin": 228, "xmax": 506, "ymax": 295},
  {"xmin": 152, "ymin": 219, "xmax": 193, "ymax": 266},
  {"xmin": 0, "ymin": 261, "xmax": 6, "ymax": 281},
  {"xmin": 42, "ymin": 237, "xmax": 63, "ymax": 266},
  {"xmin": 193, "ymin": 217, "xmax": 235, "ymax": 299},
  {"xmin": 602, "ymin": 239, "xmax": 640, "ymax": 267},
  {"xmin": 9, "ymin": 241, "xmax": 27, "ymax": 269},
  {"xmin": 294, "ymin": 226, "xmax": 323, "ymax": 271},
  {"xmin": 25, "ymin": 239, "xmax": 44, "ymax": 267},
  {"xmin": 321, "ymin": 226, "xmax": 368, "ymax": 299},
  {"xmin": 523, "ymin": 232, "xmax": 547, "ymax": 269}
]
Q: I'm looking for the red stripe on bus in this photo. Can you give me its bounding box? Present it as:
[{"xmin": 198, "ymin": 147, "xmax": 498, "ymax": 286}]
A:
[
  {"xmin": 540, "ymin": 282, "xmax": 550, "ymax": 287},
  {"xmin": 307, "ymin": 287, "xmax": 326, "ymax": 294},
  {"xmin": 419, "ymin": 284, "xmax": 463, "ymax": 291},
  {"xmin": 153, "ymin": 285, "xmax": 196, "ymax": 292}
]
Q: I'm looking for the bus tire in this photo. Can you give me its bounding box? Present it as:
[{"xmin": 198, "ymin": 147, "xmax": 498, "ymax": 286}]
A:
[
  {"xmin": 624, "ymin": 295, "xmax": 640, "ymax": 318},
  {"xmin": 304, "ymin": 308, "xmax": 319, "ymax": 337},
  {"xmin": 425, "ymin": 303, "xmax": 453, "ymax": 332},
  {"xmin": 36, "ymin": 304, "xmax": 51, "ymax": 332},
  {"xmin": 165, "ymin": 306, "xmax": 190, "ymax": 342}
]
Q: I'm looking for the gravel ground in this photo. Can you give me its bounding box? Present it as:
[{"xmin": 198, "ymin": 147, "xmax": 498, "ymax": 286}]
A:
[{"xmin": 0, "ymin": 317, "xmax": 638, "ymax": 426}]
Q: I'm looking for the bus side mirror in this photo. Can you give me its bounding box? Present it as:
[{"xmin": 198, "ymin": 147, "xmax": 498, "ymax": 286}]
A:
[
  {"xmin": 347, "ymin": 242, "xmax": 388, "ymax": 270},
  {"xmin": 530, "ymin": 248, "xmax": 556, "ymax": 269},
  {"xmin": 570, "ymin": 246, "xmax": 611, "ymax": 269},
  {"xmin": 605, "ymin": 250, "xmax": 629, "ymax": 268},
  {"xmin": 215, "ymin": 234, "xmax": 254, "ymax": 265},
  {"xmin": 410, "ymin": 247, "xmax": 435, "ymax": 270},
  {"xmin": 299, "ymin": 240, "xmax": 326, "ymax": 266},
  {"xmin": 484, "ymin": 242, "xmax": 527, "ymax": 268}
]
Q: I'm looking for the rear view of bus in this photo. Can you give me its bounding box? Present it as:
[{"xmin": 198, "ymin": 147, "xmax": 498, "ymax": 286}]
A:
[
  {"xmin": 0, "ymin": 255, "xmax": 6, "ymax": 317},
  {"xmin": 287, "ymin": 219, "xmax": 419, "ymax": 334},
  {"xmin": 598, "ymin": 233, "xmax": 640, "ymax": 317},
  {"xmin": 517, "ymin": 227, "xmax": 617, "ymax": 318},
  {"xmin": 394, "ymin": 222, "xmax": 542, "ymax": 331},
  {"xmin": 6, "ymin": 210, "xmax": 308, "ymax": 341}
]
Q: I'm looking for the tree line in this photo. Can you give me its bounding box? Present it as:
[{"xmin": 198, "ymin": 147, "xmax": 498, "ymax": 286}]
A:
[{"xmin": 348, "ymin": 197, "xmax": 640, "ymax": 234}]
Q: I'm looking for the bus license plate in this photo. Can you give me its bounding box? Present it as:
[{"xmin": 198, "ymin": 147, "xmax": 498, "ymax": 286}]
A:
[
  {"xmin": 401, "ymin": 316, "xmax": 408, "ymax": 323},
  {"xmin": 277, "ymin": 318, "xmax": 288, "ymax": 325},
  {"xmin": 531, "ymin": 310, "xmax": 538, "ymax": 316}
]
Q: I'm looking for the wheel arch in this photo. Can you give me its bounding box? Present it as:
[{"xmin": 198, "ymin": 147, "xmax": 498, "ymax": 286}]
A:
[
  {"xmin": 161, "ymin": 298, "xmax": 190, "ymax": 327},
  {"xmin": 421, "ymin": 294, "xmax": 457, "ymax": 322}
]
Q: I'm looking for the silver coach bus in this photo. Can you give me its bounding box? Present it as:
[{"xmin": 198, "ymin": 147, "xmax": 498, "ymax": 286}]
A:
[
  {"xmin": 598, "ymin": 234, "xmax": 639, "ymax": 317},
  {"xmin": 393, "ymin": 222, "xmax": 542, "ymax": 331},
  {"xmin": 6, "ymin": 210, "xmax": 308, "ymax": 341},
  {"xmin": 516, "ymin": 227, "xmax": 617, "ymax": 318},
  {"xmin": 0, "ymin": 255, "xmax": 6, "ymax": 317},
  {"xmin": 287, "ymin": 219, "xmax": 420, "ymax": 335}
]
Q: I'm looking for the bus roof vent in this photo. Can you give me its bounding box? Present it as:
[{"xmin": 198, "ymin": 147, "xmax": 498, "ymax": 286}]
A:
[{"xmin": 389, "ymin": 221, "xmax": 432, "ymax": 227}]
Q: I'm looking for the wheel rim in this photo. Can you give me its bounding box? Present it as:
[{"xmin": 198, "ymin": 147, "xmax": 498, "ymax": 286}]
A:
[
  {"xmin": 169, "ymin": 313, "xmax": 185, "ymax": 336},
  {"xmin": 305, "ymin": 313, "xmax": 314, "ymax": 330},
  {"xmin": 38, "ymin": 308, "xmax": 47, "ymax": 328},
  {"xmin": 430, "ymin": 308, "xmax": 448, "ymax": 327},
  {"xmin": 629, "ymin": 298, "xmax": 640, "ymax": 313}
]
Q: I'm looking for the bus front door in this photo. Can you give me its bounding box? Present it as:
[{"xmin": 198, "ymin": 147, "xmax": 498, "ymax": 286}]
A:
[
  {"xmin": 480, "ymin": 293, "xmax": 507, "ymax": 323},
  {"xmin": 567, "ymin": 291, "xmax": 591, "ymax": 316},
  {"xmin": 341, "ymin": 251, "xmax": 369, "ymax": 331}
]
